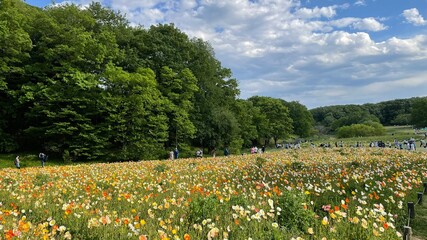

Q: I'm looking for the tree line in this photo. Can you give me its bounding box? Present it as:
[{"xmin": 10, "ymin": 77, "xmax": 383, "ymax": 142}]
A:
[
  {"xmin": 0, "ymin": 0, "xmax": 314, "ymax": 161},
  {"xmin": 310, "ymin": 97, "xmax": 427, "ymax": 135}
]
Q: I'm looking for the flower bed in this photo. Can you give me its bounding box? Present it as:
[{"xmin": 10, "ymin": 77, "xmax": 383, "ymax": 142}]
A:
[{"xmin": 0, "ymin": 148, "xmax": 426, "ymax": 239}]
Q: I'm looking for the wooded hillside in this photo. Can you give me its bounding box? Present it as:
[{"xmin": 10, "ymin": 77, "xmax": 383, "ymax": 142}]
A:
[{"xmin": 310, "ymin": 97, "xmax": 427, "ymax": 134}]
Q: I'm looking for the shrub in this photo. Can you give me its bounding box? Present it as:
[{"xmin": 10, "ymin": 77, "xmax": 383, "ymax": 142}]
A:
[
  {"xmin": 275, "ymin": 190, "xmax": 315, "ymax": 232},
  {"xmin": 337, "ymin": 123, "xmax": 385, "ymax": 138},
  {"xmin": 188, "ymin": 195, "xmax": 220, "ymax": 223}
]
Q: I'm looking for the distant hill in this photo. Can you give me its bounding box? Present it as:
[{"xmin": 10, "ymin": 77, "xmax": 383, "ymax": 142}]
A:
[{"xmin": 310, "ymin": 96, "xmax": 427, "ymax": 133}]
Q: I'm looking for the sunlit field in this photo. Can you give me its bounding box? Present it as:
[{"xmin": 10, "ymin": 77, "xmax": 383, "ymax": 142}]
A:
[{"xmin": 1, "ymin": 148, "xmax": 426, "ymax": 239}]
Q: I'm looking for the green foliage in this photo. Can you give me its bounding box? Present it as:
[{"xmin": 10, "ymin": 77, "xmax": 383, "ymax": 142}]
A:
[
  {"xmin": 337, "ymin": 122, "xmax": 386, "ymax": 138},
  {"xmin": 229, "ymin": 138, "xmax": 244, "ymax": 155},
  {"xmin": 159, "ymin": 66, "xmax": 198, "ymax": 147},
  {"xmin": 390, "ymin": 113, "xmax": 411, "ymax": 125},
  {"xmin": 255, "ymin": 157, "xmax": 267, "ymax": 168},
  {"xmin": 275, "ymin": 190, "xmax": 315, "ymax": 232},
  {"xmin": 231, "ymin": 100, "xmax": 259, "ymax": 147},
  {"xmin": 311, "ymin": 97, "xmax": 422, "ymax": 133},
  {"xmin": 284, "ymin": 101, "xmax": 314, "ymax": 137},
  {"xmin": 291, "ymin": 161, "xmax": 305, "ymax": 170},
  {"xmin": 411, "ymin": 199, "xmax": 427, "ymax": 239},
  {"xmin": 248, "ymin": 96, "xmax": 293, "ymax": 145},
  {"xmin": 0, "ymin": 131, "xmax": 18, "ymax": 152},
  {"xmin": 34, "ymin": 173, "xmax": 51, "ymax": 186},
  {"xmin": 0, "ymin": 0, "xmax": 34, "ymax": 152},
  {"xmin": 0, "ymin": 1, "xmax": 316, "ymax": 162},
  {"xmin": 154, "ymin": 163, "xmax": 169, "ymax": 173},
  {"xmin": 211, "ymin": 107, "xmax": 240, "ymax": 148},
  {"xmin": 188, "ymin": 195, "xmax": 220, "ymax": 223},
  {"xmin": 101, "ymin": 65, "xmax": 168, "ymax": 160},
  {"xmin": 411, "ymin": 98, "xmax": 427, "ymax": 128},
  {"xmin": 346, "ymin": 160, "xmax": 361, "ymax": 168}
]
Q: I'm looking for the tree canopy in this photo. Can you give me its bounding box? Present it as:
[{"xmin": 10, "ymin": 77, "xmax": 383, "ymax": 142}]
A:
[
  {"xmin": 0, "ymin": 0, "xmax": 312, "ymax": 160},
  {"xmin": 411, "ymin": 98, "xmax": 427, "ymax": 128},
  {"xmin": 311, "ymin": 97, "xmax": 425, "ymax": 134}
]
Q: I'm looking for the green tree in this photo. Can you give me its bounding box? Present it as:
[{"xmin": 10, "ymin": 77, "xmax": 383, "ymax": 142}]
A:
[
  {"xmin": 188, "ymin": 38, "xmax": 240, "ymax": 149},
  {"xmin": 23, "ymin": 71, "xmax": 109, "ymax": 160},
  {"xmin": 1, "ymin": 1, "xmax": 321, "ymax": 160},
  {"xmin": 411, "ymin": 98, "xmax": 427, "ymax": 128},
  {"xmin": 17, "ymin": 3, "xmax": 122, "ymax": 158},
  {"xmin": 377, "ymin": 99, "xmax": 412, "ymax": 125},
  {"xmin": 249, "ymin": 96, "xmax": 293, "ymax": 146},
  {"xmin": 141, "ymin": 24, "xmax": 193, "ymax": 76},
  {"xmin": 126, "ymin": 24, "xmax": 240, "ymax": 151},
  {"xmin": 284, "ymin": 101, "xmax": 314, "ymax": 137},
  {"xmin": 0, "ymin": 0, "xmax": 34, "ymax": 152},
  {"xmin": 211, "ymin": 107, "xmax": 241, "ymax": 151},
  {"xmin": 337, "ymin": 123, "xmax": 385, "ymax": 138},
  {"xmin": 231, "ymin": 100, "xmax": 259, "ymax": 147},
  {"xmin": 102, "ymin": 65, "xmax": 169, "ymax": 160},
  {"xmin": 158, "ymin": 66, "xmax": 198, "ymax": 148},
  {"xmin": 391, "ymin": 113, "xmax": 411, "ymax": 125}
]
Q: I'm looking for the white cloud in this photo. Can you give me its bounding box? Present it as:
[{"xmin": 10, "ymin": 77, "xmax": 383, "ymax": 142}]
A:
[
  {"xmin": 385, "ymin": 35, "xmax": 427, "ymax": 55},
  {"xmin": 352, "ymin": 17, "xmax": 387, "ymax": 31},
  {"xmin": 50, "ymin": 0, "xmax": 427, "ymax": 108},
  {"xmin": 354, "ymin": 0, "xmax": 366, "ymax": 6},
  {"xmin": 331, "ymin": 17, "xmax": 387, "ymax": 32},
  {"xmin": 402, "ymin": 8, "xmax": 427, "ymax": 26},
  {"xmin": 111, "ymin": 0, "xmax": 160, "ymax": 9},
  {"xmin": 295, "ymin": 6, "xmax": 337, "ymax": 19},
  {"xmin": 51, "ymin": 0, "xmax": 92, "ymax": 8},
  {"xmin": 179, "ymin": 0, "xmax": 197, "ymax": 10}
]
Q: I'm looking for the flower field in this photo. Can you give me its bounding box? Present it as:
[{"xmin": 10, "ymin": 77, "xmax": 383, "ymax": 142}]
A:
[{"xmin": 1, "ymin": 148, "xmax": 426, "ymax": 240}]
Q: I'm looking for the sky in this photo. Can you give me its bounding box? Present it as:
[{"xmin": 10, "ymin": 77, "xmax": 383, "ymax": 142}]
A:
[{"xmin": 25, "ymin": 0, "xmax": 427, "ymax": 109}]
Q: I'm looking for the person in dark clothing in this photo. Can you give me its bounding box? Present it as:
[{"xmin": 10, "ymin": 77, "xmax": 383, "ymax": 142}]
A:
[
  {"xmin": 173, "ymin": 148, "xmax": 179, "ymax": 159},
  {"xmin": 39, "ymin": 152, "xmax": 47, "ymax": 167},
  {"xmin": 224, "ymin": 148, "xmax": 229, "ymax": 156}
]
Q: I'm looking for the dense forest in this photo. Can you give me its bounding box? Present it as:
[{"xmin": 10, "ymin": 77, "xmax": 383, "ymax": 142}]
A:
[
  {"xmin": 0, "ymin": 0, "xmax": 314, "ymax": 160},
  {"xmin": 310, "ymin": 97, "xmax": 427, "ymax": 134}
]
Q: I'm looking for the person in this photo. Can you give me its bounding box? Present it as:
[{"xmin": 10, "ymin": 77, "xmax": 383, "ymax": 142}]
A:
[
  {"xmin": 211, "ymin": 148, "xmax": 216, "ymax": 158},
  {"xmin": 261, "ymin": 145, "xmax": 265, "ymax": 153},
  {"xmin": 169, "ymin": 150, "xmax": 174, "ymax": 160},
  {"xmin": 14, "ymin": 155, "xmax": 20, "ymax": 169},
  {"xmin": 196, "ymin": 149, "xmax": 203, "ymax": 158},
  {"xmin": 39, "ymin": 152, "xmax": 47, "ymax": 167},
  {"xmin": 224, "ymin": 147, "xmax": 229, "ymax": 156},
  {"xmin": 173, "ymin": 148, "xmax": 179, "ymax": 160}
]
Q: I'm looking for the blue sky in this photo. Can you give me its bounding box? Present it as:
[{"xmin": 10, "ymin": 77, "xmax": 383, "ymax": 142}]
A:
[{"xmin": 25, "ymin": 0, "xmax": 427, "ymax": 108}]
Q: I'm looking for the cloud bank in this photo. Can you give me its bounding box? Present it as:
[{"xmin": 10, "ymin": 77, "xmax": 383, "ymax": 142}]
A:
[{"xmin": 52, "ymin": 0, "xmax": 427, "ymax": 108}]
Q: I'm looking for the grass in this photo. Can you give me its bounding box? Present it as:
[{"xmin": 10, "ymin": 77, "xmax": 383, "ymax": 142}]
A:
[
  {"xmin": 0, "ymin": 153, "xmax": 67, "ymax": 169},
  {"xmin": 307, "ymin": 125, "xmax": 427, "ymax": 151},
  {"xmin": 411, "ymin": 191, "xmax": 427, "ymax": 240}
]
